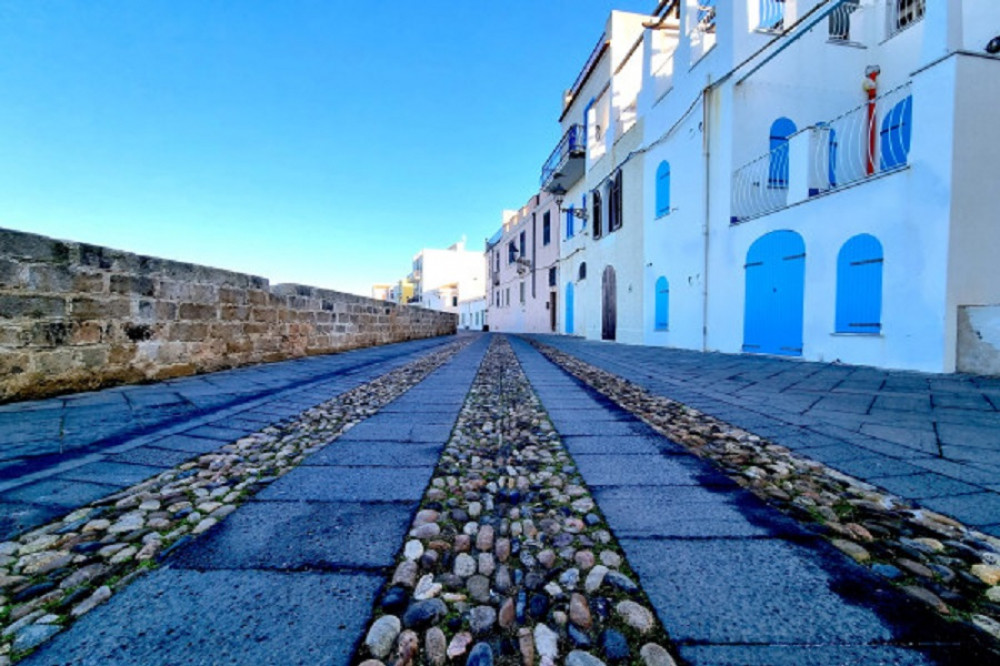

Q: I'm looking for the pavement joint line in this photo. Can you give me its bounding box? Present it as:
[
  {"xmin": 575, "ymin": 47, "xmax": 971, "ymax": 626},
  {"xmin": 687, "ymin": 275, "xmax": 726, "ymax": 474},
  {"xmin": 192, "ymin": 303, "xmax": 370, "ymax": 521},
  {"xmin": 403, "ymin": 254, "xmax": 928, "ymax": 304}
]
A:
[
  {"xmin": 353, "ymin": 335, "xmax": 681, "ymax": 664},
  {"xmin": 525, "ymin": 337, "xmax": 1000, "ymax": 655},
  {"xmin": 0, "ymin": 336, "xmax": 475, "ymax": 662}
]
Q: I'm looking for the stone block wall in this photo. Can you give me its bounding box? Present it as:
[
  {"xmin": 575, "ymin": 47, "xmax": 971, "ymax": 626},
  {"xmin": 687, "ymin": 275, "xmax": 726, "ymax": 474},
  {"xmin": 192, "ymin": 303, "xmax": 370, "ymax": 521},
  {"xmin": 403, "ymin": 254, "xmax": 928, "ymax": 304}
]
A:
[
  {"xmin": 957, "ymin": 305, "xmax": 1000, "ymax": 375},
  {"xmin": 0, "ymin": 227, "xmax": 456, "ymax": 403}
]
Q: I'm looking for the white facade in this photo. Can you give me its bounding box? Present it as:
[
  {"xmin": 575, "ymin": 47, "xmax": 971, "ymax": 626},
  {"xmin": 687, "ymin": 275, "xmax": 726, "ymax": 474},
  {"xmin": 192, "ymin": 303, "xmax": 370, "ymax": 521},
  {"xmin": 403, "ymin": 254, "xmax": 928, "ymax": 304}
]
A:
[
  {"xmin": 540, "ymin": 0, "xmax": 1000, "ymax": 374},
  {"xmin": 486, "ymin": 193, "xmax": 562, "ymax": 334},
  {"xmin": 408, "ymin": 240, "xmax": 486, "ymax": 314},
  {"xmin": 459, "ymin": 297, "xmax": 488, "ymax": 331}
]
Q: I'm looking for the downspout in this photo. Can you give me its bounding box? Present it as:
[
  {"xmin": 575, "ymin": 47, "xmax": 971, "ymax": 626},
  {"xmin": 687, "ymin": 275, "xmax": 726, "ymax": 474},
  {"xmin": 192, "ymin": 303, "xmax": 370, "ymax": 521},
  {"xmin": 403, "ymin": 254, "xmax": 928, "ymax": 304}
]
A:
[{"xmin": 701, "ymin": 82, "xmax": 712, "ymax": 352}]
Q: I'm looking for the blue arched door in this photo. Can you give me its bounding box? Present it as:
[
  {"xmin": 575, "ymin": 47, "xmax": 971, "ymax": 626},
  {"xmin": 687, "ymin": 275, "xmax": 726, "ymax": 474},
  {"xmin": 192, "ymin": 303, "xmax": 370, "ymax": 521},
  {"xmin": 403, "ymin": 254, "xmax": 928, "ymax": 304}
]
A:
[
  {"xmin": 565, "ymin": 282, "xmax": 575, "ymax": 335},
  {"xmin": 743, "ymin": 230, "xmax": 805, "ymax": 356}
]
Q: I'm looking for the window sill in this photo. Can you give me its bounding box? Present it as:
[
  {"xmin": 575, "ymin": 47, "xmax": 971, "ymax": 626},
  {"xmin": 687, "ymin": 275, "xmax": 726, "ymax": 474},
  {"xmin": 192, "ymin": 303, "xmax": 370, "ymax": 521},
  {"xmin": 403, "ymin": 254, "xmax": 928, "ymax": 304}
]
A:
[
  {"xmin": 830, "ymin": 332, "xmax": 883, "ymax": 337},
  {"xmin": 654, "ymin": 327, "xmax": 669, "ymax": 332}
]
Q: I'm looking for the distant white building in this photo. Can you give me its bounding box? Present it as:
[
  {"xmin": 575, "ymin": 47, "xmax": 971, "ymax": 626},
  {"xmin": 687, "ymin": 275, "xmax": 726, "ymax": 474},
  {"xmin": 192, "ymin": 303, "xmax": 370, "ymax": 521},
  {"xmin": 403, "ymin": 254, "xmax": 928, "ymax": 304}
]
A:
[
  {"xmin": 459, "ymin": 296, "xmax": 488, "ymax": 331},
  {"xmin": 538, "ymin": 0, "xmax": 1000, "ymax": 374},
  {"xmin": 407, "ymin": 239, "xmax": 486, "ymax": 314}
]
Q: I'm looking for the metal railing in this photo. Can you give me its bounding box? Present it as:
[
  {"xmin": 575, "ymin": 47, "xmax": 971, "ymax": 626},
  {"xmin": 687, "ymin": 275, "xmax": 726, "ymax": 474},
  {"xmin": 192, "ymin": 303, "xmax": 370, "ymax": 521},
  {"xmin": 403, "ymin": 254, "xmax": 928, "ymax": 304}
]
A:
[
  {"xmin": 732, "ymin": 83, "xmax": 913, "ymax": 223},
  {"xmin": 540, "ymin": 124, "xmax": 586, "ymax": 187},
  {"xmin": 808, "ymin": 82, "xmax": 912, "ymax": 195},
  {"xmin": 887, "ymin": 0, "xmax": 925, "ymax": 38}
]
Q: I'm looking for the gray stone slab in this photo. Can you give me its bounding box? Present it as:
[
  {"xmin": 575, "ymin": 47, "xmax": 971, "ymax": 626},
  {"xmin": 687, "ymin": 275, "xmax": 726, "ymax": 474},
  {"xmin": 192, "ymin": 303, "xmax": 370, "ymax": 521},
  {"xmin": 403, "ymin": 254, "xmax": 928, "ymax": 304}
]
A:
[
  {"xmin": 304, "ymin": 441, "xmax": 442, "ymax": 467},
  {"xmin": 871, "ymin": 394, "xmax": 931, "ymax": 412},
  {"xmin": 790, "ymin": 443, "xmax": 872, "ymax": 464},
  {"xmin": 621, "ymin": 537, "xmax": 932, "ymax": 646},
  {"xmin": 560, "ymin": 435, "xmax": 666, "ymax": 456},
  {"xmin": 0, "ymin": 501, "xmax": 64, "ymax": 540},
  {"xmin": 107, "ymin": 446, "xmax": 196, "ymax": 469},
  {"xmin": 593, "ymin": 487, "xmax": 776, "ymax": 538},
  {"xmin": 867, "ymin": 473, "xmax": 984, "ymax": 499},
  {"xmin": 171, "ymin": 501, "xmax": 411, "ymax": 570},
  {"xmin": 1, "ymin": 478, "xmax": 119, "ymax": 507},
  {"xmin": 350, "ymin": 420, "xmax": 454, "ymax": 443},
  {"xmin": 184, "ymin": 424, "xmax": 256, "ymax": 442},
  {"xmin": 21, "ymin": 568, "xmax": 380, "ymax": 666},
  {"xmin": 909, "ymin": 457, "xmax": 1000, "ymax": 486},
  {"xmin": 933, "ymin": 393, "xmax": 995, "ymax": 411},
  {"xmin": 828, "ymin": 456, "xmax": 928, "ymax": 480},
  {"xmin": 57, "ymin": 462, "xmax": 163, "ymax": 487},
  {"xmin": 936, "ymin": 422, "xmax": 1000, "ymax": 449},
  {"xmin": 573, "ymin": 454, "xmax": 705, "ymax": 487},
  {"xmin": 257, "ymin": 466, "xmax": 431, "ymax": 503},
  {"xmin": 149, "ymin": 434, "xmax": 227, "ymax": 454},
  {"xmin": 550, "ymin": 418, "xmax": 648, "ymax": 437},
  {"xmin": 941, "ymin": 445, "xmax": 1000, "ymax": 466},
  {"xmin": 918, "ymin": 492, "xmax": 1000, "ymax": 527}
]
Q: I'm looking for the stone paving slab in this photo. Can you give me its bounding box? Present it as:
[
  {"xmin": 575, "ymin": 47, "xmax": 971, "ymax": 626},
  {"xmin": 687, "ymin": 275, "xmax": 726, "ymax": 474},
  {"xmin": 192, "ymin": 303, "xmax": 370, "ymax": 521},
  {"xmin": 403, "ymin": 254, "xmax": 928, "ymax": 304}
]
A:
[
  {"xmin": 526, "ymin": 334, "xmax": 1000, "ymax": 536},
  {"xmin": 558, "ymin": 434, "xmax": 666, "ymax": 455},
  {"xmin": 56, "ymin": 461, "xmax": 165, "ymax": 487},
  {"xmin": 510, "ymin": 336, "xmax": 980, "ymax": 664},
  {"xmin": 303, "ymin": 441, "xmax": 443, "ymax": 467},
  {"xmin": 22, "ymin": 568, "xmax": 382, "ymax": 666},
  {"xmin": 171, "ymin": 500, "xmax": 412, "ymax": 571},
  {"xmin": 1, "ymin": 478, "xmax": 120, "ymax": 507}
]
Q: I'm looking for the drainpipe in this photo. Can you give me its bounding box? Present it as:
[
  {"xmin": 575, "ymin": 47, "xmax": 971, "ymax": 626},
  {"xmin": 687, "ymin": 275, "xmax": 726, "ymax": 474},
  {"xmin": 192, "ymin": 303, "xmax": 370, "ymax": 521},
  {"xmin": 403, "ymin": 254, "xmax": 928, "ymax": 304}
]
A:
[
  {"xmin": 864, "ymin": 65, "xmax": 880, "ymax": 176},
  {"xmin": 701, "ymin": 80, "xmax": 712, "ymax": 353}
]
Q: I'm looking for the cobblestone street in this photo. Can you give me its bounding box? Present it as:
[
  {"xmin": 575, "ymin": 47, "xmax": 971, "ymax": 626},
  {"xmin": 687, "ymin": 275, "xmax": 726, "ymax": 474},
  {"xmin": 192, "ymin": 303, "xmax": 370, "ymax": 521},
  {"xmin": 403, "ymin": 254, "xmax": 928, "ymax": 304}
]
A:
[{"xmin": 1, "ymin": 332, "xmax": 998, "ymax": 664}]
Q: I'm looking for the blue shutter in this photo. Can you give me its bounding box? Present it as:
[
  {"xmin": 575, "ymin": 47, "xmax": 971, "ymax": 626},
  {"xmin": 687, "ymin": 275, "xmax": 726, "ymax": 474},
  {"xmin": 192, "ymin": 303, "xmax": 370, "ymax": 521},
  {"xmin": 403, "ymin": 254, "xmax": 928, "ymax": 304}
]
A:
[
  {"xmin": 566, "ymin": 205, "xmax": 575, "ymax": 238},
  {"xmin": 880, "ymin": 96, "xmax": 912, "ymax": 171},
  {"xmin": 656, "ymin": 161, "xmax": 671, "ymax": 217},
  {"xmin": 743, "ymin": 230, "xmax": 805, "ymax": 356},
  {"xmin": 654, "ymin": 276, "xmax": 669, "ymax": 330},
  {"xmin": 565, "ymin": 282, "xmax": 575, "ymax": 334},
  {"xmin": 835, "ymin": 234, "xmax": 883, "ymax": 334}
]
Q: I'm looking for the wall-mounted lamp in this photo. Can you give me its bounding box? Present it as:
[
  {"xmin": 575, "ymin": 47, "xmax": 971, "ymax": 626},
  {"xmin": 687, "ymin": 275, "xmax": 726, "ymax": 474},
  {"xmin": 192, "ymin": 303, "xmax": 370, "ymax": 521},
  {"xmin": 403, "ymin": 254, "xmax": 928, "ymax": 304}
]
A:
[{"xmin": 988, "ymin": 36, "xmax": 1000, "ymax": 55}]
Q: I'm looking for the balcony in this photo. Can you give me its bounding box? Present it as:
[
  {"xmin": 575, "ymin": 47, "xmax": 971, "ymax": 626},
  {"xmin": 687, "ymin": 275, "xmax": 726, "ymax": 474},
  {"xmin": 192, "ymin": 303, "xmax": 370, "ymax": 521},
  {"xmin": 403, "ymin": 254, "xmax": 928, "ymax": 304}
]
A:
[
  {"xmin": 540, "ymin": 124, "xmax": 586, "ymax": 192},
  {"xmin": 731, "ymin": 83, "xmax": 913, "ymax": 223}
]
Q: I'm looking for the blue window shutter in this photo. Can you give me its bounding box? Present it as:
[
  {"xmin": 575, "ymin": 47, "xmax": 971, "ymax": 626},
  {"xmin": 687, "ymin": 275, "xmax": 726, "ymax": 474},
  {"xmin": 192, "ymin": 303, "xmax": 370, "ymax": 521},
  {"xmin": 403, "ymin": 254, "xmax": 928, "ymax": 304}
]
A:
[
  {"xmin": 656, "ymin": 161, "xmax": 671, "ymax": 217},
  {"xmin": 835, "ymin": 234, "xmax": 883, "ymax": 334},
  {"xmin": 654, "ymin": 276, "xmax": 669, "ymax": 330},
  {"xmin": 880, "ymin": 96, "xmax": 912, "ymax": 171},
  {"xmin": 566, "ymin": 205, "xmax": 575, "ymax": 238}
]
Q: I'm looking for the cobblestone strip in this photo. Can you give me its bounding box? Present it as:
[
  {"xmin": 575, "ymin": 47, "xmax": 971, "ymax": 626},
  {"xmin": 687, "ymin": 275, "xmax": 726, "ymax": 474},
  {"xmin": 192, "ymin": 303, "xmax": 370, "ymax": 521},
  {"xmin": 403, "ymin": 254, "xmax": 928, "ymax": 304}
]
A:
[
  {"xmin": 528, "ymin": 339, "xmax": 1000, "ymax": 653},
  {"xmin": 0, "ymin": 337, "xmax": 473, "ymax": 664},
  {"xmin": 355, "ymin": 336, "xmax": 679, "ymax": 666}
]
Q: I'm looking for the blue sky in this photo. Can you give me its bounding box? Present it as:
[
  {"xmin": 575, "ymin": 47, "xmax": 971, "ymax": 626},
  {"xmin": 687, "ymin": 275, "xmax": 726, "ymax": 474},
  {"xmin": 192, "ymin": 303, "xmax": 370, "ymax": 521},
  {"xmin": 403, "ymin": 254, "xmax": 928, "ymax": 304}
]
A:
[{"xmin": 0, "ymin": 1, "xmax": 653, "ymax": 296}]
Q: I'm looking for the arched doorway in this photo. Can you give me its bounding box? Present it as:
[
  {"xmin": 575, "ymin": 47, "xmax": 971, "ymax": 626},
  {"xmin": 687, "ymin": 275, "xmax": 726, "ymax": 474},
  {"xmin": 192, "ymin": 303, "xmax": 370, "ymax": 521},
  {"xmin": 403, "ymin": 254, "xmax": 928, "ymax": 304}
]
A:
[
  {"xmin": 602, "ymin": 265, "xmax": 617, "ymax": 341},
  {"xmin": 743, "ymin": 230, "xmax": 805, "ymax": 356}
]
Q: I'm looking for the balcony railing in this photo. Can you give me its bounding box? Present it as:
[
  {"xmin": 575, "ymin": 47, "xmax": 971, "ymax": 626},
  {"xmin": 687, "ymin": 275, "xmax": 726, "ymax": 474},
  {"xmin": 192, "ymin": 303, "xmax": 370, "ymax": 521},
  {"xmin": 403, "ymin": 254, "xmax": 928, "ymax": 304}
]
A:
[
  {"xmin": 757, "ymin": 0, "xmax": 785, "ymax": 31},
  {"xmin": 540, "ymin": 124, "xmax": 587, "ymax": 190},
  {"xmin": 732, "ymin": 83, "xmax": 913, "ymax": 223}
]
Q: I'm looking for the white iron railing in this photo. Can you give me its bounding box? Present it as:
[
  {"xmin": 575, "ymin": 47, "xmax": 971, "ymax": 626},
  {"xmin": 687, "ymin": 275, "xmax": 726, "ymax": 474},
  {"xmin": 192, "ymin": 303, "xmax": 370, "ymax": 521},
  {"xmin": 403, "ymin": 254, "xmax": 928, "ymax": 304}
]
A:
[
  {"xmin": 732, "ymin": 83, "xmax": 913, "ymax": 223},
  {"xmin": 757, "ymin": 0, "xmax": 785, "ymax": 30},
  {"xmin": 807, "ymin": 82, "xmax": 912, "ymax": 196}
]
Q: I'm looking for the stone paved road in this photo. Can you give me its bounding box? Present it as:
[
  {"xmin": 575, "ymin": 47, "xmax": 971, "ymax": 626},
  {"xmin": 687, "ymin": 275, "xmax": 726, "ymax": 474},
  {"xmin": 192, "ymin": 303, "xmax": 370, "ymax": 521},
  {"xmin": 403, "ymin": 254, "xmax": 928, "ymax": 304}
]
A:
[
  {"xmin": 0, "ymin": 335, "xmax": 461, "ymax": 540},
  {"xmin": 4, "ymin": 333, "xmax": 995, "ymax": 664},
  {"xmin": 526, "ymin": 334, "xmax": 1000, "ymax": 538}
]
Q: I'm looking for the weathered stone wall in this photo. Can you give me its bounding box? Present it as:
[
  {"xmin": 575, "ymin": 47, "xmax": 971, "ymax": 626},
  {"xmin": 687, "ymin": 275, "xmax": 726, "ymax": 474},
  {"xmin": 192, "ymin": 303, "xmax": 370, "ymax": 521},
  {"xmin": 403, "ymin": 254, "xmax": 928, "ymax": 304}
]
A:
[
  {"xmin": 0, "ymin": 227, "xmax": 456, "ymax": 402},
  {"xmin": 957, "ymin": 305, "xmax": 1000, "ymax": 376}
]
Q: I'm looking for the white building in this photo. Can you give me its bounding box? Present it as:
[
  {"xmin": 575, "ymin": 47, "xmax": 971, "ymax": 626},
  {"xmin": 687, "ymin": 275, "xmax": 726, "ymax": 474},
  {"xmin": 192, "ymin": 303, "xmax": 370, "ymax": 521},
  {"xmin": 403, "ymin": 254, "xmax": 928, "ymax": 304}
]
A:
[
  {"xmin": 459, "ymin": 297, "xmax": 488, "ymax": 331},
  {"xmin": 407, "ymin": 239, "xmax": 486, "ymax": 314},
  {"xmin": 544, "ymin": 0, "xmax": 1000, "ymax": 374}
]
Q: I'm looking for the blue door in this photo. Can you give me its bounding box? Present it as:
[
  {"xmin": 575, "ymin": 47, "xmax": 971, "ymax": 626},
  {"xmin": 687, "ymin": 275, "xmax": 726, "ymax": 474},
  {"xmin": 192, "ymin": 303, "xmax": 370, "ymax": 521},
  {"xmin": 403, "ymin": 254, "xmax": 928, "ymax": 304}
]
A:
[
  {"xmin": 565, "ymin": 282, "xmax": 575, "ymax": 335},
  {"xmin": 743, "ymin": 230, "xmax": 805, "ymax": 356}
]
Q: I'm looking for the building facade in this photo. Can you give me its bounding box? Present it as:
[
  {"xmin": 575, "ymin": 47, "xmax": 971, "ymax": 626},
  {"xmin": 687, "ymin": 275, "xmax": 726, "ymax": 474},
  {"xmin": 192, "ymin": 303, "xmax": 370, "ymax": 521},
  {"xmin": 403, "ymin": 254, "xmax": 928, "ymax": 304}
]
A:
[{"xmin": 532, "ymin": 0, "xmax": 999, "ymax": 374}]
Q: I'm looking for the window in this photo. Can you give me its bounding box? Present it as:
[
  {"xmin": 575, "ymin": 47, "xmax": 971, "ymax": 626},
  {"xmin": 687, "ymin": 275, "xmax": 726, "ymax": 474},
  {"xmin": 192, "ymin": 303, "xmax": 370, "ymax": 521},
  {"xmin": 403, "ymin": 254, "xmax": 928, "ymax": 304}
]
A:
[
  {"xmin": 768, "ymin": 117, "xmax": 796, "ymax": 188},
  {"xmin": 889, "ymin": 0, "xmax": 924, "ymax": 37},
  {"xmin": 494, "ymin": 251, "xmax": 500, "ymax": 272},
  {"xmin": 578, "ymin": 262, "xmax": 587, "ymax": 281},
  {"xmin": 608, "ymin": 171, "xmax": 623, "ymax": 232},
  {"xmin": 548, "ymin": 267, "xmax": 557, "ymax": 287},
  {"xmin": 452, "ymin": 296, "xmax": 458, "ymax": 307},
  {"xmin": 542, "ymin": 211, "xmax": 551, "ymax": 245},
  {"xmin": 519, "ymin": 231, "xmax": 526, "ymax": 258},
  {"xmin": 697, "ymin": 0, "xmax": 716, "ymax": 33},
  {"xmin": 654, "ymin": 276, "xmax": 669, "ymax": 331},
  {"xmin": 519, "ymin": 282, "xmax": 525, "ymax": 304},
  {"xmin": 592, "ymin": 190, "xmax": 603, "ymax": 238},
  {"xmin": 508, "ymin": 241, "xmax": 517, "ymax": 264},
  {"xmin": 835, "ymin": 234, "xmax": 883, "ymax": 334},
  {"xmin": 566, "ymin": 205, "xmax": 575, "ymax": 239},
  {"xmin": 880, "ymin": 96, "xmax": 912, "ymax": 171},
  {"xmin": 655, "ymin": 161, "xmax": 671, "ymax": 217},
  {"xmin": 505, "ymin": 288, "xmax": 510, "ymax": 306}
]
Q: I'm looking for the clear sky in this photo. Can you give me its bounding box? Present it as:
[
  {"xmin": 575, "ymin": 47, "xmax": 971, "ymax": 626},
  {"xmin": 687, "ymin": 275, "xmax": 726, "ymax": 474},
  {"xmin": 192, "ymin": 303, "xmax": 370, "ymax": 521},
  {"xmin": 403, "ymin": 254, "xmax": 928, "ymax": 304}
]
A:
[{"xmin": 0, "ymin": 1, "xmax": 654, "ymax": 296}]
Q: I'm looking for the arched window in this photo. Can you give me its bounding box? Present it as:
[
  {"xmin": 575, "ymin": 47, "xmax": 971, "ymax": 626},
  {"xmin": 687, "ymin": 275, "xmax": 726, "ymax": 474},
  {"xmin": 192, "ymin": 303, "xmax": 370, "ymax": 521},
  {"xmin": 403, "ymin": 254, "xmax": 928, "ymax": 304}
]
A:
[
  {"xmin": 592, "ymin": 190, "xmax": 603, "ymax": 238},
  {"xmin": 835, "ymin": 234, "xmax": 883, "ymax": 334},
  {"xmin": 578, "ymin": 262, "xmax": 587, "ymax": 281},
  {"xmin": 880, "ymin": 96, "xmax": 912, "ymax": 171},
  {"xmin": 655, "ymin": 161, "xmax": 671, "ymax": 217},
  {"xmin": 654, "ymin": 276, "xmax": 669, "ymax": 331},
  {"xmin": 768, "ymin": 117, "xmax": 796, "ymax": 188}
]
